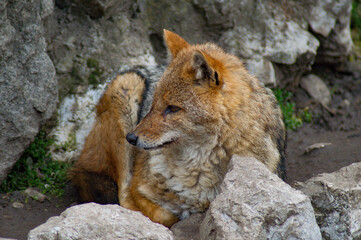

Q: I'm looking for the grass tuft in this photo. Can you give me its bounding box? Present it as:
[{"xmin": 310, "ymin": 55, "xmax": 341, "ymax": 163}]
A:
[
  {"xmin": 272, "ymin": 88, "xmax": 312, "ymax": 131},
  {"xmin": 0, "ymin": 131, "xmax": 71, "ymax": 197},
  {"xmin": 351, "ymin": 1, "xmax": 361, "ymax": 56}
]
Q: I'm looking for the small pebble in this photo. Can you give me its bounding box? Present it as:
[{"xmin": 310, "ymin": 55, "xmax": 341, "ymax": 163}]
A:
[
  {"xmin": 24, "ymin": 187, "xmax": 47, "ymax": 202},
  {"xmin": 12, "ymin": 202, "xmax": 24, "ymax": 209}
]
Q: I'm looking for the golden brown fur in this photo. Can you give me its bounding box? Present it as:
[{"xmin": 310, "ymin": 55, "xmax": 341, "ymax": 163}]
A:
[
  {"xmin": 69, "ymin": 72, "xmax": 145, "ymax": 205},
  {"xmin": 69, "ymin": 30, "xmax": 286, "ymax": 227}
]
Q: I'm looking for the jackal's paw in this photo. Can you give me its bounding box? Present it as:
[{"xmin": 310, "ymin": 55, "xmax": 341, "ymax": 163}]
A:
[{"xmin": 151, "ymin": 208, "xmax": 179, "ymax": 228}]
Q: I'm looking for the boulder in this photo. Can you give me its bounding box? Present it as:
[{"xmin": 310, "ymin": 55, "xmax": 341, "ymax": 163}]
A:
[
  {"xmin": 297, "ymin": 162, "xmax": 361, "ymax": 240},
  {"xmin": 192, "ymin": 0, "xmax": 352, "ymax": 85},
  {"xmin": 0, "ymin": 0, "xmax": 57, "ymax": 183},
  {"xmin": 45, "ymin": 2, "xmax": 155, "ymax": 99},
  {"xmin": 28, "ymin": 203, "xmax": 174, "ymax": 240},
  {"xmin": 308, "ymin": 0, "xmax": 353, "ymax": 64},
  {"xmin": 45, "ymin": 0, "xmax": 353, "ymax": 98},
  {"xmin": 199, "ymin": 156, "xmax": 322, "ymax": 240},
  {"xmin": 193, "ymin": 0, "xmax": 319, "ymax": 85}
]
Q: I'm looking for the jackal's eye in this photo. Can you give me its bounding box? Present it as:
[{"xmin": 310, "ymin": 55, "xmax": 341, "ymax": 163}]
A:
[{"xmin": 165, "ymin": 105, "xmax": 180, "ymax": 115}]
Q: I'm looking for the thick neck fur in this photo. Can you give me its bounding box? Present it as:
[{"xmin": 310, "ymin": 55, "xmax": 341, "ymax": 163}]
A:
[
  {"xmin": 148, "ymin": 122, "xmax": 233, "ymax": 195},
  {"xmin": 147, "ymin": 132, "xmax": 229, "ymax": 218}
]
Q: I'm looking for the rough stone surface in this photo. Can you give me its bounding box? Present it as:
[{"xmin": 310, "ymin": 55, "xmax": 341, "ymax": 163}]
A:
[
  {"xmin": 45, "ymin": 1, "xmax": 156, "ymax": 99},
  {"xmin": 309, "ymin": 0, "xmax": 353, "ymax": 64},
  {"xmin": 246, "ymin": 57, "xmax": 276, "ymax": 87},
  {"xmin": 46, "ymin": 0, "xmax": 353, "ymax": 98},
  {"xmin": 194, "ymin": 0, "xmax": 320, "ymax": 85},
  {"xmin": 73, "ymin": 0, "xmax": 122, "ymax": 18},
  {"xmin": 297, "ymin": 162, "xmax": 361, "ymax": 240},
  {"xmin": 24, "ymin": 187, "xmax": 47, "ymax": 202},
  {"xmin": 28, "ymin": 203, "xmax": 174, "ymax": 240},
  {"xmin": 0, "ymin": 0, "xmax": 57, "ymax": 182},
  {"xmin": 200, "ymin": 156, "xmax": 322, "ymax": 240},
  {"xmin": 300, "ymin": 74, "xmax": 331, "ymax": 106},
  {"xmin": 171, "ymin": 213, "xmax": 205, "ymax": 240}
]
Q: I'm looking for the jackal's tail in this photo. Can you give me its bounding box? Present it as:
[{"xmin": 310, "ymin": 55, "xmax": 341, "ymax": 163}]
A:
[{"xmin": 68, "ymin": 71, "xmax": 146, "ymax": 204}]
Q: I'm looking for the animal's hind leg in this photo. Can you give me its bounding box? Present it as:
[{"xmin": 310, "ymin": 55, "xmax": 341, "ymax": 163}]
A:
[{"xmin": 68, "ymin": 169, "xmax": 118, "ymax": 204}]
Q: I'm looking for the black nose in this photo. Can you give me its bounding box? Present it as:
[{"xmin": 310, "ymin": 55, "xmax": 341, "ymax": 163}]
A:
[{"xmin": 126, "ymin": 132, "xmax": 138, "ymax": 146}]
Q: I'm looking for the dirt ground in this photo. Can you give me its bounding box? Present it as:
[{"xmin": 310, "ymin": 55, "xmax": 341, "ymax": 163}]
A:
[{"xmin": 1, "ymin": 67, "xmax": 360, "ymax": 240}]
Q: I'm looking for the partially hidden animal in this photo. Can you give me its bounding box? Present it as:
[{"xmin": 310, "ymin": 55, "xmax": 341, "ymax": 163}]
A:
[{"xmin": 69, "ymin": 30, "xmax": 286, "ymax": 227}]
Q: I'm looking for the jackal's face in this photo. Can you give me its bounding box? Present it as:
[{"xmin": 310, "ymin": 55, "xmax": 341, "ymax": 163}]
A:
[{"xmin": 126, "ymin": 30, "xmax": 228, "ymax": 150}]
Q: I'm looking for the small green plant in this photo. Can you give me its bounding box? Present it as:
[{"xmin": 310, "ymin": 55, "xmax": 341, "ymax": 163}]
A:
[
  {"xmin": 87, "ymin": 58, "xmax": 104, "ymax": 85},
  {"xmin": 0, "ymin": 131, "xmax": 71, "ymax": 197},
  {"xmin": 299, "ymin": 107, "xmax": 312, "ymax": 124},
  {"xmin": 272, "ymin": 88, "xmax": 312, "ymax": 131},
  {"xmin": 351, "ymin": 0, "xmax": 361, "ymax": 55},
  {"xmin": 54, "ymin": 132, "xmax": 77, "ymax": 152},
  {"xmin": 351, "ymin": 1, "xmax": 361, "ymax": 40}
]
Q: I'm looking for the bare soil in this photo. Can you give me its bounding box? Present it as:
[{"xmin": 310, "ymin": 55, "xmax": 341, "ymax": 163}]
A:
[{"xmin": 1, "ymin": 67, "xmax": 360, "ymax": 240}]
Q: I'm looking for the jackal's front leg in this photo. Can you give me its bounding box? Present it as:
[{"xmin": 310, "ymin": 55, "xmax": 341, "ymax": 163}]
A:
[{"xmin": 130, "ymin": 186, "xmax": 179, "ymax": 227}]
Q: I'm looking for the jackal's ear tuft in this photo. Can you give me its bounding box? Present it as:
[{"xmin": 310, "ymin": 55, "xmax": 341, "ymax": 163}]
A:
[
  {"xmin": 192, "ymin": 50, "xmax": 223, "ymax": 89},
  {"xmin": 164, "ymin": 29, "xmax": 190, "ymax": 58}
]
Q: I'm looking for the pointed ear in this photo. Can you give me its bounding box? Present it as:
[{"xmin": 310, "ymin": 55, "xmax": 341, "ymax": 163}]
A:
[
  {"xmin": 192, "ymin": 50, "xmax": 223, "ymax": 89},
  {"xmin": 164, "ymin": 29, "xmax": 190, "ymax": 58}
]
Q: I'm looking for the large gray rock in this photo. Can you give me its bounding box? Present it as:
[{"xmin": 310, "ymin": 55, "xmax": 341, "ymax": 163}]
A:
[
  {"xmin": 192, "ymin": 0, "xmax": 352, "ymax": 85},
  {"xmin": 45, "ymin": 0, "xmax": 353, "ymax": 98},
  {"xmin": 28, "ymin": 203, "xmax": 174, "ymax": 240},
  {"xmin": 193, "ymin": 0, "xmax": 320, "ymax": 85},
  {"xmin": 297, "ymin": 162, "xmax": 361, "ymax": 240},
  {"xmin": 0, "ymin": 0, "xmax": 57, "ymax": 182},
  {"xmin": 200, "ymin": 156, "xmax": 322, "ymax": 240},
  {"xmin": 308, "ymin": 0, "xmax": 353, "ymax": 64},
  {"xmin": 45, "ymin": 1, "xmax": 155, "ymax": 99}
]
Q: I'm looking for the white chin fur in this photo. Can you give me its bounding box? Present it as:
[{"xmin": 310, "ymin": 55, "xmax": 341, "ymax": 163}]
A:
[{"xmin": 137, "ymin": 131, "xmax": 180, "ymax": 149}]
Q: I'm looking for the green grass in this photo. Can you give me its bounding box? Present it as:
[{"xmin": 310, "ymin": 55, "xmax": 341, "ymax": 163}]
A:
[
  {"xmin": 272, "ymin": 88, "xmax": 312, "ymax": 131},
  {"xmin": 0, "ymin": 131, "xmax": 72, "ymax": 197},
  {"xmin": 352, "ymin": 1, "xmax": 361, "ymax": 40},
  {"xmin": 351, "ymin": 0, "xmax": 361, "ymax": 55}
]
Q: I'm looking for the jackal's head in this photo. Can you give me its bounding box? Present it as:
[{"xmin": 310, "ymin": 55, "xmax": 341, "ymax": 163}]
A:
[{"xmin": 126, "ymin": 30, "xmax": 246, "ymax": 150}]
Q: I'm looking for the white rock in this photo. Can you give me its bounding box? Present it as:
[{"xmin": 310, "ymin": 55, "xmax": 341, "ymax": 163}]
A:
[
  {"xmin": 308, "ymin": 0, "xmax": 353, "ymax": 63},
  {"xmin": 49, "ymin": 83, "xmax": 108, "ymax": 162},
  {"xmin": 300, "ymin": 74, "xmax": 331, "ymax": 106},
  {"xmin": 28, "ymin": 203, "xmax": 174, "ymax": 240},
  {"xmin": 297, "ymin": 162, "xmax": 361, "ymax": 240},
  {"xmin": 199, "ymin": 156, "xmax": 322, "ymax": 240},
  {"xmin": 12, "ymin": 202, "xmax": 24, "ymax": 209},
  {"xmin": 247, "ymin": 57, "xmax": 276, "ymax": 87},
  {"xmin": 24, "ymin": 187, "xmax": 47, "ymax": 202}
]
